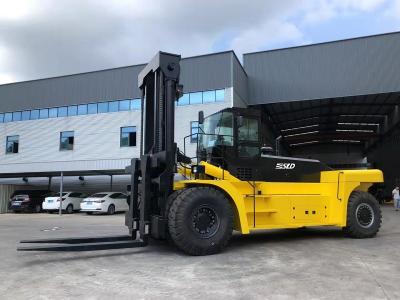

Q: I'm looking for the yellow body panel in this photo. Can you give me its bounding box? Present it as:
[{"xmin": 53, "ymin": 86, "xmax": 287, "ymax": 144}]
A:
[{"xmin": 175, "ymin": 162, "xmax": 383, "ymax": 234}]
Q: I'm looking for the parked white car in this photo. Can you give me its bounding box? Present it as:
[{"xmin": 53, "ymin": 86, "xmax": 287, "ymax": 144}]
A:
[
  {"xmin": 42, "ymin": 192, "xmax": 87, "ymax": 214},
  {"xmin": 80, "ymin": 192, "xmax": 128, "ymax": 215}
]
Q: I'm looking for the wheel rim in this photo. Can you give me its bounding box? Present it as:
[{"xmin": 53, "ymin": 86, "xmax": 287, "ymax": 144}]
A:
[
  {"xmin": 355, "ymin": 203, "xmax": 375, "ymax": 228},
  {"xmin": 191, "ymin": 205, "xmax": 220, "ymax": 239}
]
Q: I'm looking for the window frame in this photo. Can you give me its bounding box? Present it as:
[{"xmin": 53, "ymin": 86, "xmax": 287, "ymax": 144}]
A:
[
  {"xmin": 59, "ymin": 131, "xmax": 75, "ymax": 151},
  {"xmin": 120, "ymin": 126, "xmax": 137, "ymax": 147},
  {"xmin": 6, "ymin": 135, "xmax": 19, "ymax": 154}
]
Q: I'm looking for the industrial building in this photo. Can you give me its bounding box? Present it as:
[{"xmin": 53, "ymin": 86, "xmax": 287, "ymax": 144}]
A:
[{"xmin": 0, "ymin": 31, "xmax": 399, "ymax": 209}]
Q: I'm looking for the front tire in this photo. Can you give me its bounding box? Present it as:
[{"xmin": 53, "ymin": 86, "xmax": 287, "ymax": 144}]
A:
[
  {"xmin": 168, "ymin": 187, "xmax": 234, "ymax": 256},
  {"xmin": 65, "ymin": 204, "xmax": 73, "ymax": 214},
  {"xmin": 107, "ymin": 204, "xmax": 115, "ymax": 215},
  {"xmin": 343, "ymin": 191, "xmax": 381, "ymax": 238}
]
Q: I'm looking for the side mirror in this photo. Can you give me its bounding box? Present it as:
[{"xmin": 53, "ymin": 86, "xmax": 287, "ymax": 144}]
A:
[{"xmin": 198, "ymin": 111, "xmax": 204, "ymax": 125}]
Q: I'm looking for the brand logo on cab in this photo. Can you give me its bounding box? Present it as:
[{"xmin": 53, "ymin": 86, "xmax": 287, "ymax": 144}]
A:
[{"xmin": 275, "ymin": 163, "xmax": 296, "ymax": 170}]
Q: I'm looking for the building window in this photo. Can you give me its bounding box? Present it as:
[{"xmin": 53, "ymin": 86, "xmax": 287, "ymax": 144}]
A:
[
  {"xmin": 49, "ymin": 108, "xmax": 58, "ymax": 118},
  {"xmin": 190, "ymin": 121, "xmax": 199, "ymax": 143},
  {"xmin": 39, "ymin": 108, "xmax": 49, "ymax": 119},
  {"xmin": 12, "ymin": 111, "xmax": 22, "ymax": 122},
  {"xmin": 30, "ymin": 109, "xmax": 39, "ymax": 120},
  {"xmin": 109, "ymin": 101, "xmax": 119, "ymax": 112},
  {"xmin": 215, "ymin": 89, "xmax": 225, "ymax": 101},
  {"xmin": 130, "ymin": 99, "xmax": 141, "ymax": 110},
  {"xmin": 98, "ymin": 102, "xmax": 108, "ymax": 113},
  {"xmin": 190, "ymin": 92, "xmax": 203, "ymax": 104},
  {"xmin": 88, "ymin": 103, "xmax": 97, "ymax": 114},
  {"xmin": 78, "ymin": 104, "xmax": 88, "ymax": 115},
  {"xmin": 68, "ymin": 105, "xmax": 77, "ymax": 116},
  {"xmin": 4, "ymin": 112, "xmax": 12, "ymax": 123},
  {"xmin": 203, "ymin": 90, "xmax": 216, "ymax": 103},
  {"xmin": 119, "ymin": 100, "xmax": 130, "ymax": 111},
  {"xmin": 21, "ymin": 111, "xmax": 30, "ymax": 120},
  {"xmin": 120, "ymin": 126, "xmax": 136, "ymax": 147},
  {"xmin": 60, "ymin": 131, "xmax": 74, "ymax": 151},
  {"xmin": 6, "ymin": 135, "xmax": 19, "ymax": 154},
  {"xmin": 58, "ymin": 107, "xmax": 68, "ymax": 117},
  {"xmin": 0, "ymin": 88, "xmax": 227, "ymax": 124}
]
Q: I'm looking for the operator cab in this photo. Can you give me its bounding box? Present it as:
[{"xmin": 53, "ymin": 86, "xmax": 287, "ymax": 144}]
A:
[
  {"xmin": 197, "ymin": 107, "xmax": 331, "ymax": 182},
  {"xmin": 198, "ymin": 107, "xmax": 263, "ymax": 163}
]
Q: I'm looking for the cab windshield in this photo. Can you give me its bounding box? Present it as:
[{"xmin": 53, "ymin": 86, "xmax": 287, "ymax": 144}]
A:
[{"xmin": 199, "ymin": 111, "xmax": 233, "ymax": 149}]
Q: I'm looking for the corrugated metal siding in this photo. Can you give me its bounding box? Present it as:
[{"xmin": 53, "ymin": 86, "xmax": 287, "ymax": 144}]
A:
[
  {"xmin": 0, "ymin": 185, "xmax": 16, "ymax": 213},
  {"xmin": 0, "ymin": 52, "xmax": 234, "ymax": 112},
  {"xmin": 180, "ymin": 52, "xmax": 232, "ymax": 93},
  {"xmin": 0, "ymin": 66, "xmax": 144, "ymax": 112},
  {"xmin": 0, "ymin": 98, "xmax": 230, "ymax": 174},
  {"xmin": 244, "ymin": 32, "xmax": 400, "ymax": 104},
  {"xmin": 232, "ymin": 53, "xmax": 248, "ymax": 106}
]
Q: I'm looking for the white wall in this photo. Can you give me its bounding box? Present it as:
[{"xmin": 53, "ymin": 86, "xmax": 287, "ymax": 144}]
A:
[{"xmin": 0, "ymin": 88, "xmax": 232, "ymax": 178}]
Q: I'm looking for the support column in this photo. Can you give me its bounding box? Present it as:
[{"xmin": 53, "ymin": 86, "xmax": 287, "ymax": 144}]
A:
[
  {"xmin": 48, "ymin": 177, "xmax": 52, "ymax": 190},
  {"xmin": 59, "ymin": 172, "xmax": 64, "ymax": 216}
]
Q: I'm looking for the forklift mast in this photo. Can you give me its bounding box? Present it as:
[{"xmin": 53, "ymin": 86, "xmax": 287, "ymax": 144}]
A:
[
  {"xmin": 126, "ymin": 52, "xmax": 183, "ymax": 242},
  {"xmin": 17, "ymin": 52, "xmax": 184, "ymax": 252}
]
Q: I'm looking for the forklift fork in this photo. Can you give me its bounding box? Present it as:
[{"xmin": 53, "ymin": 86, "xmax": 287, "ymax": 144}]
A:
[{"xmin": 18, "ymin": 235, "xmax": 147, "ymax": 252}]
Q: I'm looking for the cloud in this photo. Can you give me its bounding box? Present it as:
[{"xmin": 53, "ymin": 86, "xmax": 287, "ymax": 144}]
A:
[
  {"xmin": 0, "ymin": 0, "xmax": 306, "ymax": 84},
  {"xmin": 303, "ymin": 0, "xmax": 387, "ymax": 24},
  {"xmin": 231, "ymin": 21, "xmax": 304, "ymax": 55},
  {"xmin": 384, "ymin": 0, "xmax": 400, "ymax": 18},
  {"xmin": 0, "ymin": 0, "xmax": 393, "ymax": 84}
]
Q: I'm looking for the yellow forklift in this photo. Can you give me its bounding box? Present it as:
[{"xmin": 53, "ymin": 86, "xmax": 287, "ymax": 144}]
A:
[{"xmin": 19, "ymin": 52, "xmax": 383, "ymax": 255}]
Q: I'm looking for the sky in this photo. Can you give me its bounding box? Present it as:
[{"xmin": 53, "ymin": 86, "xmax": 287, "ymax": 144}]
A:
[{"xmin": 0, "ymin": 0, "xmax": 400, "ymax": 85}]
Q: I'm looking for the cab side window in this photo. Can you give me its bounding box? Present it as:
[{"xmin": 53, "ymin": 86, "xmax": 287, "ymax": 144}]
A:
[
  {"xmin": 238, "ymin": 118, "xmax": 259, "ymax": 141},
  {"xmin": 237, "ymin": 117, "xmax": 260, "ymax": 158}
]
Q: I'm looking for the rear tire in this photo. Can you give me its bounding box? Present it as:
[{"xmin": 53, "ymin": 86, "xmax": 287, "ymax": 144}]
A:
[
  {"xmin": 343, "ymin": 191, "xmax": 381, "ymax": 238},
  {"xmin": 168, "ymin": 187, "xmax": 233, "ymax": 256},
  {"xmin": 86, "ymin": 212, "xmax": 93, "ymax": 215},
  {"xmin": 65, "ymin": 204, "xmax": 73, "ymax": 214},
  {"xmin": 107, "ymin": 204, "xmax": 115, "ymax": 215}
]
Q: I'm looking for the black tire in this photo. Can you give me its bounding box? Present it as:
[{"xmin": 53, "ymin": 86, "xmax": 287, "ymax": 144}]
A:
[
  {"xmin": 163, "ymin": 189, "xmax": 186, "ymax": 242},
  {"xmin": 107, "ymin": 204, "xmax": 115, "ymax": 215},
  {"xmin": 65, "ymin": 204, "xmax": 73, "ymax": 214},
  {"xmin": 168, "ymin": 187, "xmax": 234, "ymax": 256},
  {"xmin": 86, "ymin": 212, "xmax": 93, "ymax": 215},
  {"xmin": 34, "ymin": 204, "xmax": 42, "ymax": 213},
  {"xmin": 343, "ymin": 191, "xmax": 382, "ymax": 238}
]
